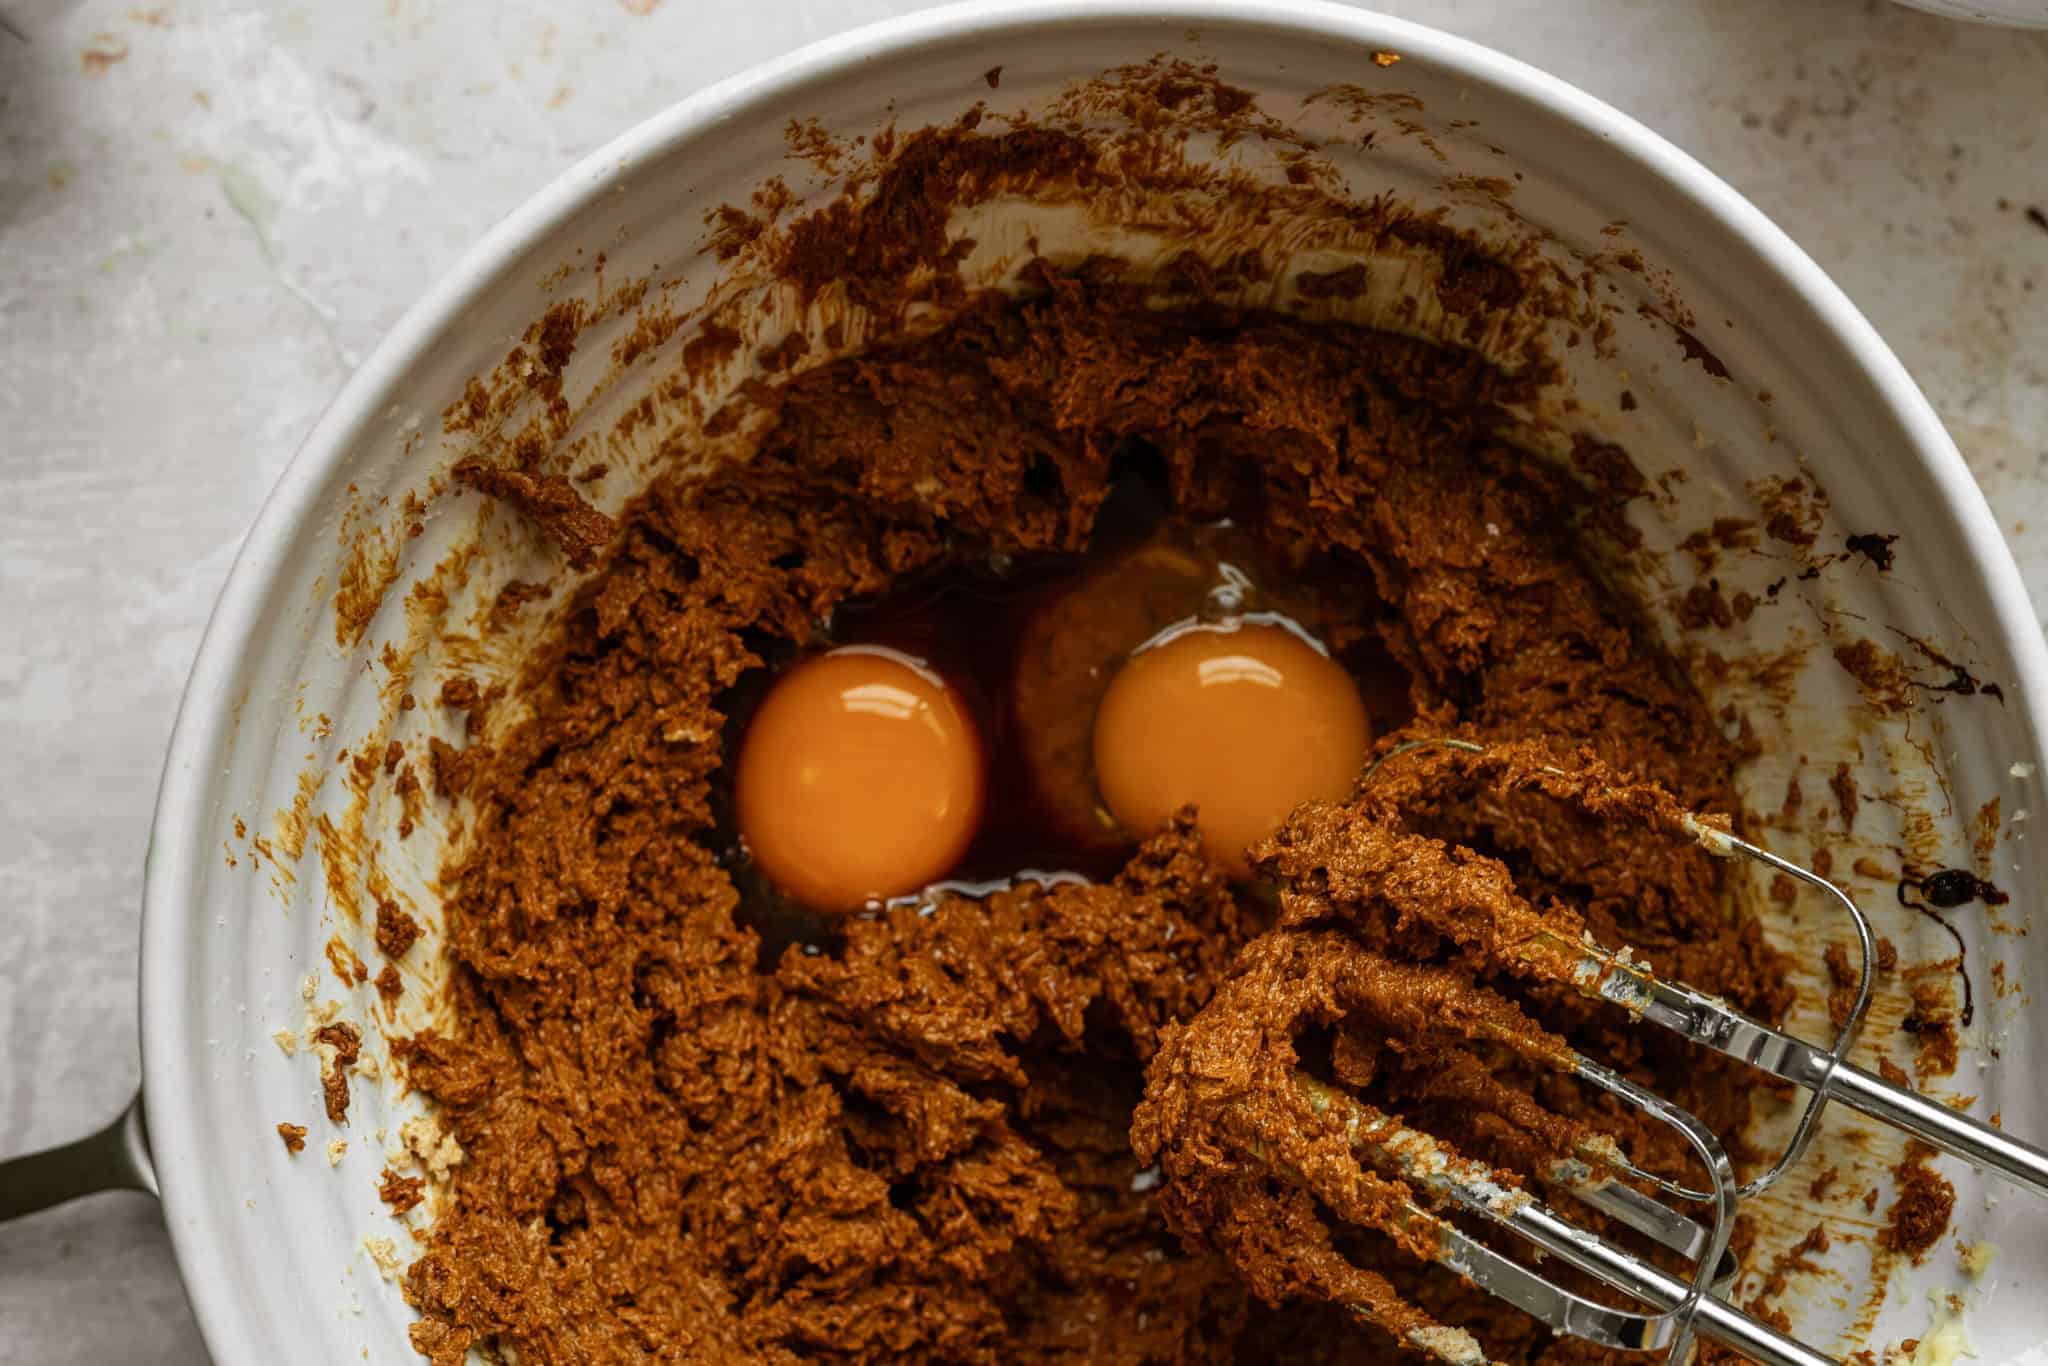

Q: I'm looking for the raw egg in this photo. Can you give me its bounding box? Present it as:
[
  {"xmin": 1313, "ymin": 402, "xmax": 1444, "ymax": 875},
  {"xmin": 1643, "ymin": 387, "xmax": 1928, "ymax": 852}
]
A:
[
  {"xmin": 1090, "ymin": 620, "xmax": 1369, "ymax": 876},
  {"xmin": 735, "ymin": 645, "xmax": 984, "ymax": 912}
]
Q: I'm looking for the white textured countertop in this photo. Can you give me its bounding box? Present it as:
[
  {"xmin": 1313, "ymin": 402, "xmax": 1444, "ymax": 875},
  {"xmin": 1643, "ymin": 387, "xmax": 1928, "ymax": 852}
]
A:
[{"xmin": 1, "ymin": 1, "xmax": 2043, "ymax": 1360}]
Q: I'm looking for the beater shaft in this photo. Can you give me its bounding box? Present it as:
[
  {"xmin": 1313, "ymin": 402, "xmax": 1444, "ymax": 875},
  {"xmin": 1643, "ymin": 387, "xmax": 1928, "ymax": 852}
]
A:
[
  {"xmin": 1828, "ymin": 1059, "xmax": 2048, "ymax": 1198},
  {"xmin": 1558, "ymin": 882, "xmax": 2048, "ymax": 1200}
]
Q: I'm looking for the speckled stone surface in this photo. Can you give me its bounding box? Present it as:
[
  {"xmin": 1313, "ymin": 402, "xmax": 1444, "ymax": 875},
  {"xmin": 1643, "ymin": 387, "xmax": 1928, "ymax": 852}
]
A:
[{"xmin": 0, "ymin": 1, "xmax": 2042, "ymax": 1360}]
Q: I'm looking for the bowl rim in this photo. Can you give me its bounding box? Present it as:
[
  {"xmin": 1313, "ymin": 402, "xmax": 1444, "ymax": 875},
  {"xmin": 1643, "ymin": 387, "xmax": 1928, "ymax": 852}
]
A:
[{"xmin": 139, "ymin": 2, "xmax": 2048, "ymax": 1359}]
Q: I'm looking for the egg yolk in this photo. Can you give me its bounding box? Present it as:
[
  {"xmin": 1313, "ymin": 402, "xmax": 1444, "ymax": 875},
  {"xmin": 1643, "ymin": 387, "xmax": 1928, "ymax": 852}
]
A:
[
  {"xmin": 735, "ymin": 645, "xmax": 984, "ymax": 912},
  {"xmin": 1091, "ymin": 621, "xmax": 1369, "ymax": 877}
]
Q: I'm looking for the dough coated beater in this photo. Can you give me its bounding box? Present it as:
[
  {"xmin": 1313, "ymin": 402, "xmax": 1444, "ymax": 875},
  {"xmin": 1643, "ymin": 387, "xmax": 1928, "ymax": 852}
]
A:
[{"xmin": 1135, "ymin": 738, "xmax": 2048, "ymax": 1366}]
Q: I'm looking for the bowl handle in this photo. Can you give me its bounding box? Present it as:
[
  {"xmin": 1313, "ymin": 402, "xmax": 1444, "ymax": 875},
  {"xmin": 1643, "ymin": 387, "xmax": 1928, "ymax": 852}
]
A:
[{"xmin": 0, "ymin": 1090, "xmax": 156, "ymax": 1222}]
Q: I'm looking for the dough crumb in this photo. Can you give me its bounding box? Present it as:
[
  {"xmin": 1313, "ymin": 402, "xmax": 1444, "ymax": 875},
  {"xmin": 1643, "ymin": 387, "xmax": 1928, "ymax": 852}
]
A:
[
  {"xmin": 313, "ymin": 1021, "xmax": 363, "ymax": 1125},
  {"xmin": 375, "ymin": 899, "xmax": 422, "ymax": 960},
  {"xmin": 379, "ymin": 1167, "xmax": 427, "ymax": 1214},
  {"xmin": 1881, "ymin": 1146, "xmax": 1957, "ymax": 1260},
  {"xmin": 362, "ymin": 1236, "xmax": 404, "ymax": 1281},
  {"xmin": 1886, "ymin": 1291, "xmax": 1973, "ymax": 1366},
  {"xmin": 398, "ymin": 1113, "xmax": 466, "ymax": 1181}
]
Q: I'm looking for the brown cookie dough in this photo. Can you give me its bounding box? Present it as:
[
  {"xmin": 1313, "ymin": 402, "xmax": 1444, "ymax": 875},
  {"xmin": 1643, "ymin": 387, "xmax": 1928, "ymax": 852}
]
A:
[
  {"xmin": 1881, "ymin": 1144, "xmax": 1957, "ymax": 1261},
  {"xmin": 313, "ymin": 1021, "xmax": 361, "ymax": 1127},
  {"xmin": 400, "ymin": 266, "xmax": 1785, "ymax": 1364},
  {"xmin": 375, "ymin": 899, "xmax": 421, "ymax": 960}
]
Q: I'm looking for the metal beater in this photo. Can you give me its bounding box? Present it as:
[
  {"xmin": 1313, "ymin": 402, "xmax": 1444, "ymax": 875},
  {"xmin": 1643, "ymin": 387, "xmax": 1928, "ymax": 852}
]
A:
[{"xmin": 1196, "ymin": 737, "xmax": 2048, "ymax": 1366}]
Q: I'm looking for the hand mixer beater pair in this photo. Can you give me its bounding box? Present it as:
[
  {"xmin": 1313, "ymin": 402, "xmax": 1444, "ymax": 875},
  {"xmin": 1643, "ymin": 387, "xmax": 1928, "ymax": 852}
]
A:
[{"xmin": 1137, "ymin": 738, "xmax": 2048, "ymax": 1366}]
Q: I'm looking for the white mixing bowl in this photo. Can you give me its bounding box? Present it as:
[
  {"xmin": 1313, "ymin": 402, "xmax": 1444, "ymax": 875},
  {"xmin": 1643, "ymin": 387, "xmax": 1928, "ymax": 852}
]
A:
[
  {"xmin": 1891, "ymin": 0, "xmax": 2048, "ymax": 28},
  {"xmin": 133, "ymin": 2, "xmax": 2046, "ymax": 1361}
]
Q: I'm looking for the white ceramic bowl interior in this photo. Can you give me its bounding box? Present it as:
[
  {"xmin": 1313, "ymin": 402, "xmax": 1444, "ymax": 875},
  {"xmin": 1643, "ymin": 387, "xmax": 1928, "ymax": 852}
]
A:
[
  {"xmin": 1890, "ymin": 0, "xmax": 2048, "ymax": 30},
  {"xmin": 141, "ymin": 3, "xmax": 2048, "ymax": 1361}
]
